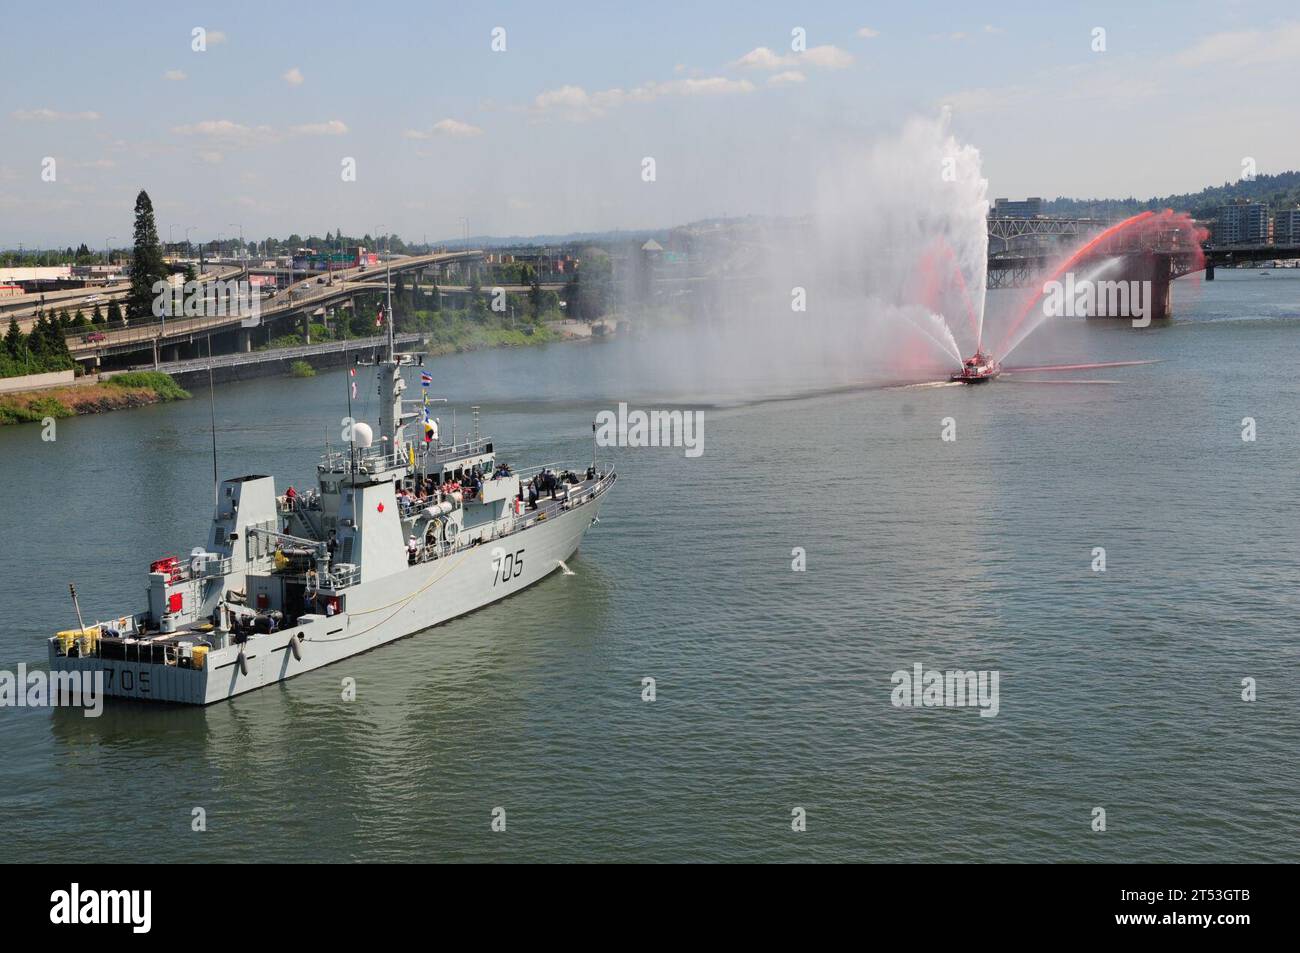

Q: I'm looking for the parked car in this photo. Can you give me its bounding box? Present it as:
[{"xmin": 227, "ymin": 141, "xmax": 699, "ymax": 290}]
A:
[{"xmin": 82, "ymin": 331, "xmax": 108, "ymax": 343}]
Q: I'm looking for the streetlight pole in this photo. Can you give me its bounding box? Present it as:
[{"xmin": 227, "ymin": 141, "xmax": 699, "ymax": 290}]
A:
[{"xmin": 184, "ymin": 226, "xmax": 196, "ymax": 261}]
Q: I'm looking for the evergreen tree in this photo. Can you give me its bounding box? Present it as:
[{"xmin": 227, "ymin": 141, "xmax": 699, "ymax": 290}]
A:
[
  {"xmin": 527, "ymin": 266, "xmax": 542, "ymax": 321},
  {"xmin": 29, "ymin": 315, "xmax": 53, "ymax": 357},
  {"xmin": 127, "ymin": 189, "xmax": 167, "ymax": 322},
  {"xmin": 108, "ymin": 300, "xmax": 125, "ymax": 327},
  {"xmin": 564, "ymin": 272, "xmax": 581, "ymax": 321},
  {"xmin": 4, "ymin": 316, "xmax": 22, "ymax": 358},
  {"xmin": 92, "ymin": 304, "xmax": 105, "ymax": 325},
  {"xmin": 469, "ymin": 272, "xmax": 487, "ymax": 320}
]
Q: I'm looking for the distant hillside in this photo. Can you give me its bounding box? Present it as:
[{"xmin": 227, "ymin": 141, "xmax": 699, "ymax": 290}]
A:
[{"xmin": 1042, "ymin": 171, "xmax": 1300, "ymax": 220}]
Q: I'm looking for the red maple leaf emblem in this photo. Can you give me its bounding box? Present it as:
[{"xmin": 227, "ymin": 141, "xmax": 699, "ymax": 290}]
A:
[{"xmin": 377, "ymin": 502, "xmax": 384, "ymax": 513}]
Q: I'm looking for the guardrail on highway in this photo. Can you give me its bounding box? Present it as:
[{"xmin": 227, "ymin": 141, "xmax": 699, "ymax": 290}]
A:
[{"xmin": 152, "ymin": 333, "xmax": 423, "ymax": 375}]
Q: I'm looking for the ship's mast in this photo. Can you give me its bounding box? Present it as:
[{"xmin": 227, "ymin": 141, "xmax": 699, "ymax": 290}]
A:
[
  {"xmin": 377, "ymin": 253, "xmax": 405, "ymax": 458},
  {"xmin": 385, "ymin": 254, "xmax": 395, "ymax": 363}
]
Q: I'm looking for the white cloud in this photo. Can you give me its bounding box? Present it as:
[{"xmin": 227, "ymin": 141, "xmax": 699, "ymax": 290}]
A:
[
  {"xmin": 802, "ymin": 46, "xmax": 854, "ymax": 69},
  {"xmin": 198, "ymin": 151, "xmax": 224, "ymax": 165},
  {"xmin": 731, "ymin": 45, "xmax": 853, "ymax": 70},
  {"xmin": 653, "ymin": 76, "xmax": 755, "ymax": 97},
  {"xmin": 1171, "ymin": 22, "xmax": 1300, "ymax": 68},
  {"xmin": 768, "ymin": 71, "xmax": 807, "ymax": 87},
  {"xmin": 732, "ymin": 46, "xmax": 789, "ymax": 70},
  {"xmin": 12, "ymin": 108, "xmax": 100, "ymax": 122},
  {"xmin": 406, "ymin": 118, "xmax": 486, "ymax": 139},
  {"xmin": 856, "ymin": 27, "xmax": 880, "ymax": 39},
  {"xmin": 432, "ymin": 118, "xmax": 484, "ymax": 137},
  {"xmin": 983, "ymin": 25, "xmax": 1004, "ymax": 35},
  {"xmin": 174, "ymin": 119, "xmax": 255, "ymax": 136},
  {"xmin": 172, "ymin": 120, "xmax": 274, "ymax": 146},
  {"xmin": 290, "ymin": 119, "xmax": 348, "ymax": 136},
  {"xmin": 533, "ymin": 76, "xmax": 753, "ymax": 121},
  {"xmin": 206, "ymin": 30, "xmax": 228, "ymax": 45},
  {"xmin": 163, "ymin": 70, "xmax": 187, "ymax": 81},
  {"xmin": 283, "ymin": 67, "xmax": 304, "ymax": 86}
]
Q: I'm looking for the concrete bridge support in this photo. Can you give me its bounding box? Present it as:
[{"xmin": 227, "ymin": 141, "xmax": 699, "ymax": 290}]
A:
[
  {"xmin": 1099, "ymin": 252, "xmax": 1173, "ymax": 322},
  {"xmin": 237, "ymin": 328, "xmax": 252, "ymax": 352},
  {"xmin": 1142, "ymin": 253, "xmax": 1172, "ymax": 322}
]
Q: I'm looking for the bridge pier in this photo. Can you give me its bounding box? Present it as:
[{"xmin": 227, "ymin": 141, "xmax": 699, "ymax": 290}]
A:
[
  {"xmin": 301, "ymin": 313, "xmax": 311, "ymax": 344},
  {"xmin": 1205, "ymin": 259, "xmax": 1215, "ymax": 281},
  {"xmin": 237, "ymin": 328, "xmax": 252, "ymax": 352},
  {"xmin": 1144, "ymin": 253, "xmax": 1172, "ymax": 322}
]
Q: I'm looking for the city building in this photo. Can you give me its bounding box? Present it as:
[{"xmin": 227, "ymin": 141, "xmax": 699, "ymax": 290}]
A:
[
  {"xmin": 1273, "ymin": 208, "xmax": 1300, "ymax": 245},
  {"xmin": 992, "ymin": 197, "xmax": 1044, "ymax": 219},
  {"xmin": 1215, "ymin": 201, "xmax": 1271, "ymax": 244}
]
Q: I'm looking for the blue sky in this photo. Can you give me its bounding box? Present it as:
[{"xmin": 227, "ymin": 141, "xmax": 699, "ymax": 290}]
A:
[{"xmin": 2, "ymin": 0, "xmax": 1297, "ymax": 246}]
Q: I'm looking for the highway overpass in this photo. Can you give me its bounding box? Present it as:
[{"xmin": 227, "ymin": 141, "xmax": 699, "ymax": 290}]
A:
[{"xmin": 63, "ymin": 251, "xmax": 482, "ymax": 367}]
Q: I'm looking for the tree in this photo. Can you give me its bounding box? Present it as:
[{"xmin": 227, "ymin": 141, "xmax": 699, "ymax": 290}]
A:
[
  {"xmin": 527, "ymin": 266, "xmax": 543, "ymax": 322},
  {"xmin": 108, "ymin": 300, "xmax": 125, "ymax": 327},
  {"xmin": 564, "ymin": 272, "xmax": 580, "ymax": 321},
  {"xmin": 575, "ymin": 251, "xmax": 612, "ymax": 321},
  {"xmin": 127, "ymin": 189, "xmax": 167, "ymax": 322},
  {"xmin": 4, "ymin": 316, "xmax": 22, "ymax": 358},
  {"xmin": 92, "ymin": 304, "xmax": 105, "ymax": 325},
  {"xmin": 469, "ymin": 272, "xmax": 487, "ymax": 320},
  {"xmin": 29, "ymin": 315, "xmax": 54, "ymax": 358}
]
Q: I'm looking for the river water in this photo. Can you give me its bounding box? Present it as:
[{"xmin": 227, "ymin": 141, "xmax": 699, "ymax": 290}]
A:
[{"xmin": 1, "ymin": 271, "xmax": 1297, "ymax": 862}]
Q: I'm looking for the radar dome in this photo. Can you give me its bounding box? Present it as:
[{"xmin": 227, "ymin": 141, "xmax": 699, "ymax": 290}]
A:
[{"xmin": 352, "ymin": 422, "xmax": 374, "ymax": 448}]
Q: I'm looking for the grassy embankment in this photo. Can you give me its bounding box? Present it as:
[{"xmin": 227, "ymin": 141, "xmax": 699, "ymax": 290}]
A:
[
  {"xmin": 264, "ymin": 306, "xmax": 564, "ymax": 368},
  {"xmin": 0, "ymin": 371, "xmax": 190, "ymax": 425}
]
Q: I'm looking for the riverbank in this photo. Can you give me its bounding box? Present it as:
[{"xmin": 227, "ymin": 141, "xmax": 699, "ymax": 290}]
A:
[
  {"xmin": 0, "ymin": 372, "xmax": 190, "ymax": 425},
  {"xmin": 0, "ymin": 322, "xmax": 574, "ymax": 424}
]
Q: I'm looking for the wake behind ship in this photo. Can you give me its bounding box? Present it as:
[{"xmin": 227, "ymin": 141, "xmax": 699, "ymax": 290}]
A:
[{"xmin": 48, "ymin": 301, "xmax": 615, "ymax": 705}]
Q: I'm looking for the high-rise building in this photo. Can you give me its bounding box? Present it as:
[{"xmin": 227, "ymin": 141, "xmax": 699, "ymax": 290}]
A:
[
  {"xmin": 1273, "ymin": 208, "xmax": 1300, "ymax": 245},
  {"xmin": 1215, "ymin": 202, "xmax": 1270, "ymax": 244},
  {"xmin": 992, "ymin": 197, "xmax": 1043, "ymax": 219}
]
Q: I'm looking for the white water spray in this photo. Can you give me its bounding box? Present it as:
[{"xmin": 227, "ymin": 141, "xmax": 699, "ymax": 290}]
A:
[{"xmin": 607, "ymin": 112, "xmax": 993, "ymax": 397}]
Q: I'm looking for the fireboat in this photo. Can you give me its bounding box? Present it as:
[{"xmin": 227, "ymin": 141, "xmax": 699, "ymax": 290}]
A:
[{"xmin": 951, "ymin": 350, "xmax": 1001, "ymax": 384}]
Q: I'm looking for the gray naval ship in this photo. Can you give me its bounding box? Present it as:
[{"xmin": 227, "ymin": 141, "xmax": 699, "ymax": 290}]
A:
[{"xmin": 49, "ymin": 305, "xmax": 616, "ymax": 705}]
